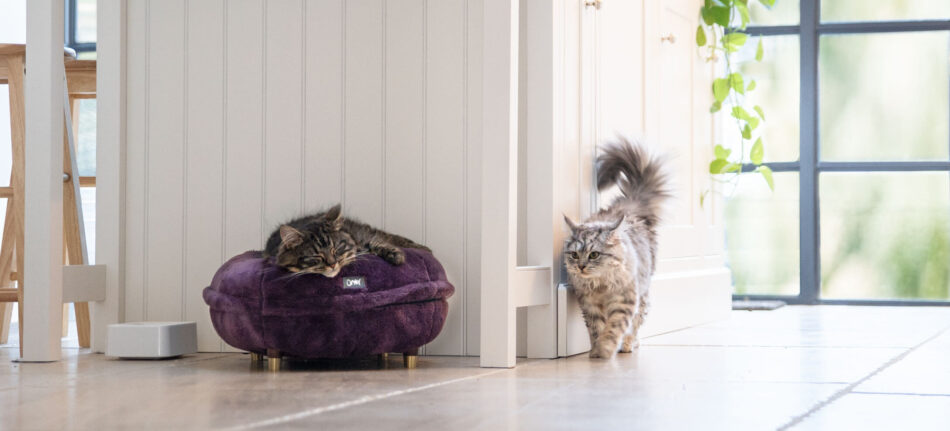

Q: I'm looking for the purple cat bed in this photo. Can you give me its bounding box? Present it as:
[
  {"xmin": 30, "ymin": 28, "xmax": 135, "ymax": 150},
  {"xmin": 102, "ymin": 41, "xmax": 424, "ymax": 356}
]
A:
[{"xmin": 202, "ymin": 248, "xmax": 454, "ymax": 365}]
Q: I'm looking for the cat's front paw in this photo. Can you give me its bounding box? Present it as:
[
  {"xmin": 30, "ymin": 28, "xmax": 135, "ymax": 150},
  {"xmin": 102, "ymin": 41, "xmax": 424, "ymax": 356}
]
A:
[
  {"xmin": 382, "ymin": 249, "xmax": 406, "ymax": 265},
  {"xmin": 619, "ymin": 337, "xmax": 639, "ymax": 353},
  {"xmin": 589, "ymin": 345, "xmax": 614, "ymax": 359}
]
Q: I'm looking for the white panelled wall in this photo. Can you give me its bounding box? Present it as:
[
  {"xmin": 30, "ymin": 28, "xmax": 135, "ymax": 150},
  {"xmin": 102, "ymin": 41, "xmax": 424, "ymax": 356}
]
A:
[
  {"xmin": 112, "ymin": 0, "xmax": 729, "ymax": 358},
  {"xmin": 122, "ymin": 0, "xmax": 483, "ymax": 355}
]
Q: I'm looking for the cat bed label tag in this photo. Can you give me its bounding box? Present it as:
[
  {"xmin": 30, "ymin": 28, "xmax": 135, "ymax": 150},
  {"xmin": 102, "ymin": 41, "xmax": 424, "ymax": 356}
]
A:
[{"xmin": 343, "ymin": 276, "xmax": 367, "ymax": 289}]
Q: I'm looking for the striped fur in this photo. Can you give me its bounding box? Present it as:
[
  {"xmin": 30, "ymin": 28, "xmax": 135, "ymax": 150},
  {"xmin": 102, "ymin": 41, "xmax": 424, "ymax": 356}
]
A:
[{"xmin": 564, "ymin": 138, "xmax": 671, "ymax": 358}]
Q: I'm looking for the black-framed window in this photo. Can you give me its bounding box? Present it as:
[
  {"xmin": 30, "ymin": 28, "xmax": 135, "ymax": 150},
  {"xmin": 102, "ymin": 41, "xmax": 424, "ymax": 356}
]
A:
[
  {"xmin": 65, "ymin": 0, "xmax": 96, "ymax": 57},
  {"xmin": 726, "ymin": 0, "xmax": 950, "ymax": 305}
]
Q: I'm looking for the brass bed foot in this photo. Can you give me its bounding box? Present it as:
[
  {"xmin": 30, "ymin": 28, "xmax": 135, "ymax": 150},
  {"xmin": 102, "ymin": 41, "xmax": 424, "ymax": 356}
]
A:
[
  {"xmin": 402, "ymin": 348, "xmax": 418, "ymax": 369},
  {"xmin": 266, "ymin": 349, "xmax": 282, "ymax": 372}
]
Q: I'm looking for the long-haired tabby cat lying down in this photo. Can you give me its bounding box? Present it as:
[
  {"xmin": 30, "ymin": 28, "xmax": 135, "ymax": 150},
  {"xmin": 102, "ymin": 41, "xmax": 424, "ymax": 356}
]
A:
[
  {"xmin": 563, "ymin": 138, "xmax": 671, "ymax": 359},
  {"xmin": 263, "ymin": 204, "xmax": 430, "ymax": 277}
]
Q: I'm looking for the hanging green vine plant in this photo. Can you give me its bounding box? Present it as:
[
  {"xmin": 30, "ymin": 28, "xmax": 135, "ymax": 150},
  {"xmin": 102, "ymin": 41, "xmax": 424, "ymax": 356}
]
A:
[{"xmin": 697, "ymin": 0, "xmax": 774, "ymax": 193}]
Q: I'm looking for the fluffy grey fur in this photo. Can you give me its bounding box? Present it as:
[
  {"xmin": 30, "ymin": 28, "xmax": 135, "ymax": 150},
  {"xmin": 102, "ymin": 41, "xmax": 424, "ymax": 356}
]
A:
[{"xmin": 564, "ymin": 138, "xmax": 671, "ymax": 359}]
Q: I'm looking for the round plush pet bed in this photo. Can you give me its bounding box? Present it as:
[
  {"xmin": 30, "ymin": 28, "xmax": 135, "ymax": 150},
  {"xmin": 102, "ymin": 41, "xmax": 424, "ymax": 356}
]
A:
[{"xmin": 202, "ymin": 248, "xmax": 454, "ymax": 370}]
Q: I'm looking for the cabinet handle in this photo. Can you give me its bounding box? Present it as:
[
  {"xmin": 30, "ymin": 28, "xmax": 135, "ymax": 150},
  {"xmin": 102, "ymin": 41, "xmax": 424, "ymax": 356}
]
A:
[
  {"xmin": 584, "ymin": 0, "xmax": 601, "ymax": 10},
  {"xmin": 660, "ymin": 33, "xmax": 677, "ymax": 44}
]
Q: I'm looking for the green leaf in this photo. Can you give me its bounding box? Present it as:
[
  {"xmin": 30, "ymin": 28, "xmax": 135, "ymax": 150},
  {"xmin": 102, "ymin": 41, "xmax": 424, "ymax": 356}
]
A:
[
  {"xmin": 713, "ymin": 78, "xmax": 730, "ymax": 103},
  {"xmin": 710, "ymin": 159, "xmax": 741, "ymax": 174},
  {"xmin": 722, "ymin": 32, "xmax": 748, "ymax": 52},
  {"xmin": 729, "ymin": 73, "xmax": 745, "ymax": 95},
  {"xmin": 747, "ymin": 116, "xmax": 760, "ymax": 130},
  {"xmin": 750, "ymin": 138, "xmax": 763, "ymax": 165},
  {"xmin": 757, "ymin": 165, "xmax": 774, "ymax": 190},
  {"xmin": 709, "ymin": 159, "xmax": 728, "ymax": 174},
  {"xmin": 699, "ymin": 190, "xmax": 709, "ymax": 209},
  {"xmin": 696, "ymin": 25, "xmax": 707, "ymax": 47},
  {"xmin": 736, "ymin": 2, "xmax": 751, "ymax": 28},
  {"xmin": 714, "ymin": 144, "xmax": 731, "ymax": 159},
  {"xmin": 753, "ymin": 105, "xmax": 766, "ymax": 120},
  {"xmin": 731, "ymin": 106, "xmax": 752, "ymax": 121},
  {"xmin": 708, "ymin": 6, "xmax": 731, "ymax": 27},
  {"xmin": 759, "ymin": 0, "xmax": 776, "ymax": 7},
  {"xmin": 710, "ymin": 100, "xmax": 722, "ymax": 113},
  {"xmin": 755, "ymin": 38, "xmax": 764, "ymax": 61},
  {"xmin": 741, "ymin": 124, "xmax": 752, "ymax": 139},
  {"xmin": 746, "ymin": 80, "xmax": 757, "ymax": 91}
]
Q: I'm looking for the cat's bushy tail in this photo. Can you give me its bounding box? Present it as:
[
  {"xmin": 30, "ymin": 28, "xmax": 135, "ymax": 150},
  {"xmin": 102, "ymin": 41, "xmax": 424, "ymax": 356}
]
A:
[{"xmin": 596, "ymin": 137, "xmax": 672, "ymax": 228}]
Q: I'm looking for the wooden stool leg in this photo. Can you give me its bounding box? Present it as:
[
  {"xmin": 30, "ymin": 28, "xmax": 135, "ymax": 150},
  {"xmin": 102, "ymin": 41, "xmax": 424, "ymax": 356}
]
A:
[
  {"xmin": 0, "ymin": 196, "xmax": 16, "ymax": 344},
  {"xmin": 266, "ymin": 349, "xmax": 282, "ymax": 372},
  {"xmin": 63, "ymin": 94, "xmax": 90, "ymax": 348},
  {"xmin": 402, "ymin": 348, "xmax": 419, "ymax": 369},
  {"xmin": 7, "ymin": 53, "xmax": 27, "ymax": 358},
  {"xmin": 0, "ymin": 303, "xmax": 12, "ymax": 344}
]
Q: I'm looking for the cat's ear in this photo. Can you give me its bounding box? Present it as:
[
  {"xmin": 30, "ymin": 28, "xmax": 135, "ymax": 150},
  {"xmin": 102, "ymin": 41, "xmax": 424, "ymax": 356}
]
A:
[
  {"xmin": 326, "ymin": 204, "xmax": 344, "ymax": 229},
  {"xmin": 607, "ymin": 215, "xmax": 625, "ymax": 232},
  {"xmin": 279, "ymin": 225, "xmax": 305, "ymax": 248},
  {"xmin": 563, "ymin": 214, "xmax": 579, "ymax": 232}
]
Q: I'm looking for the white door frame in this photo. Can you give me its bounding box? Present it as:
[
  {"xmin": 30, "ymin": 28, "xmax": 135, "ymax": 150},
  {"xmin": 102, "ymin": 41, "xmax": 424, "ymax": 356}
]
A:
[
  {"xmin": 480, "ymin": 0, "xmax": 565, "ymax": 367},
  {"xmin": 91, "ymin": 0, "xmax": 127, "ymax": 353},
  {"xmin": 21, "ymin": 0, "xmax": 66, "ymax": 362}
]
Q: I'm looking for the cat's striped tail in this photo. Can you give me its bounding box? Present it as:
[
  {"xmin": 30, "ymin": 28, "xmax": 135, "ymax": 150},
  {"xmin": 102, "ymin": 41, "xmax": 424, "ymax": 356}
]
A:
[{"xmin": 596, "ymin": 137, "xmax": 672, "ymax": 228}]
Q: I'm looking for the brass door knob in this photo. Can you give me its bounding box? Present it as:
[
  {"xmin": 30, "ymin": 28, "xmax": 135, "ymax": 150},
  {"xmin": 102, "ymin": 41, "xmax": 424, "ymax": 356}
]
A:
[
  {"xmin": 585, "ymin": 0, "xmax": 601, "ymax": 9},
  {"xmin": 660, "ymin": 33, "xmax": 677, "ymax": 44}
]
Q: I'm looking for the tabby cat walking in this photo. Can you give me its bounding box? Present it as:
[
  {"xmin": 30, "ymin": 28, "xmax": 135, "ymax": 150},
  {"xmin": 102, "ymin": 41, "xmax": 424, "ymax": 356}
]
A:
[{"xmin": 563, "ymin": 138, "xmax": 671, "ymax": 359}]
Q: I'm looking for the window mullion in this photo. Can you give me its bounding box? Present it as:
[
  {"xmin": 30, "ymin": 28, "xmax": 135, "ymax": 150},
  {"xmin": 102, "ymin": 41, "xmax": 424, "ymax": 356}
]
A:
[{"xmin": 800, "ymin": 0, "xmax": 821, "ymax": 304}]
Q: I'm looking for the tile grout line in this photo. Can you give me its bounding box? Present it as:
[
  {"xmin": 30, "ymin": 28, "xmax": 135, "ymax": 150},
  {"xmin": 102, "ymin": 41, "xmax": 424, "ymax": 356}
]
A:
[
  {"xmin": 777, "ymin": 325, "xmax": 950, "ymax": 430},
  {"xmin": 850, "ymin": 391, "xmax": 950, "ymax": 398},
  {"xmin": 227, "ymin": 368, "xmax": 511, "ymax": 430}
]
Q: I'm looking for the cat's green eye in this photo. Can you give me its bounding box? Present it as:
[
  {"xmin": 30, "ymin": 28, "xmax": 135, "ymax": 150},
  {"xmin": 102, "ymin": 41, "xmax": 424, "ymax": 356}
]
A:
[
  {"xmin": 589, "ymin": 252, "xmax": 600, "ymax": 259},
  {"xmin": 569, "ymin": 251, "xmax": 579, "ymax": 259}
]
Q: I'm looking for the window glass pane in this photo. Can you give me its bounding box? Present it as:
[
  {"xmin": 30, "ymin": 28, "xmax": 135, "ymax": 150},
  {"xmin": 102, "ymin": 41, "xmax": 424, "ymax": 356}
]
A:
[
  {"xmin": 76, "ymin": 99, "xmax": 96, "ymax": 176},
  {"xmin": 749, "ymin": 0, "xmax": 799, "ymax": 26},
  {"xmin": 822, "ymin": 0, "xmax": 950, "ymax": 22},
  {"xmin": 725, "ymin": 35, "xmax": 799, "ymax": 163},
  {"xmin": 820, "ymin": 172, "xmax": 950, "ymax": 300},
  {"xmin": 75, "ymin": 0, "xmax": 97, "ymax": 44},
  {"xmin": 819, "ymin": 32, "xmax": 949, "ymax": 161},
  {"xmin": 726, "ymin": 172, "xmax": 801, "ymax": 296}
]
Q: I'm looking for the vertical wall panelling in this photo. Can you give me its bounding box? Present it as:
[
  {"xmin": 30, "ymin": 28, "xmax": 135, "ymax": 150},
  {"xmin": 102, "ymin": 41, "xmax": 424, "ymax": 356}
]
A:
[
  {"xmin": 343, "ymin": 0, "xmax": 384, "ymax": 225},
  {"xmin": 124, "ymin": 0, "xmax": 146, "ymax": 322},
  {"xmin": 145, "ymin": 0, "xmax": 186, "ymax": 321},
  {"xmin": 125, "ymin": 0, "xmax": 481, "ymax": 353},
  {"xmin": 304, "ymin": 0, "xmax": 344, "ymax": 210},
  {"xmin": 224, "ymin": 0, "xmax": 264, "ymax": 257},
  {"xmin": 264, "ymin": 0, "xmax": 304, "ymax": 231},
  {"xmin": 424, "ymin": 0, "xmax": 466, "ymax": 355},
  {"xmin": 184, "ymin": 0, "xmax": 225, "ymax": 352},
  {"xmin": 384, "ymin": 0, "xmax": 425, "ymax": 242}
]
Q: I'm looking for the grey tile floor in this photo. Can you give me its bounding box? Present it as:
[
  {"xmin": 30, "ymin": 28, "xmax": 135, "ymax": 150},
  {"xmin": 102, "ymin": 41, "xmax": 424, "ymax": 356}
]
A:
[{"xmin": 3, "ymin": 305, "xmax": 950, "ymax": 430}]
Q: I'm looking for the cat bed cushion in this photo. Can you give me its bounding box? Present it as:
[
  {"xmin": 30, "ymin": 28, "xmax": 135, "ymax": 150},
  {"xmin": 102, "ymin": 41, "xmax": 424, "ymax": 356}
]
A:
[{"xmin": 202, "ymin": 248, "xmax": 454, "ymax": 358}]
